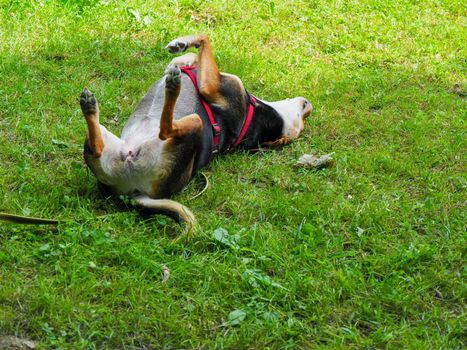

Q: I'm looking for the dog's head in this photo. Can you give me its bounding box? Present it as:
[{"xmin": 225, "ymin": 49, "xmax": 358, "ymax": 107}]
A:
[
  {"xmin": 255, "ymin": 97, "xmax": 313, "ymax": 145},
  {"xmin": 265, "ymin": 97, "xmax": 312, "ymax": 139}
]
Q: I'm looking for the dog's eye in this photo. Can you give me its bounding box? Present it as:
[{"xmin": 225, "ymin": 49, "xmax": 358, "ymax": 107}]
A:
[{"xmin": 302, "ymin": 100, "xmax": 309, "ymax": 109}]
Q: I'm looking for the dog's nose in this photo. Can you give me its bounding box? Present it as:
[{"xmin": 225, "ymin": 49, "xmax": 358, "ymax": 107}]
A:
[{"xmin": 301, "ymin": 98, "xmax": 313, "ymax": 119}]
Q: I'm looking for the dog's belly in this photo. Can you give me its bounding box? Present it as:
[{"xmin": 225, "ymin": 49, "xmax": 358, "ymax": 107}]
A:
[
  {"xmin": 87, "ymin": 132, "xmax": 172, "ymax": 197},
  {"xmin": 121, "ymin": 75, "xmax": 201, "ymax": 142},
  {"xmin": 86, "ymin": 74, "xmax": 215, "ymax": 198},
  {"xmin": 119, "ymin": 74, "xmax": 214, "ymax": 172}
]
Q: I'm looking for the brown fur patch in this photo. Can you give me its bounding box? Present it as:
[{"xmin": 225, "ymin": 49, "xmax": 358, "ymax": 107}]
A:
[
  {"xmin": 159, "ymin": 85, "xmax": 181, "ymax": 140},
  {"xmin": 85, "ymin": 118, "xmax": 104, "ymax": 157},
  {"xmin": 172, "ymin": 114, "xmax": 203, "ymax": 138},
  {"xmin": 195, "ymin": 35, "xmax": 224, "ymax": 105}
]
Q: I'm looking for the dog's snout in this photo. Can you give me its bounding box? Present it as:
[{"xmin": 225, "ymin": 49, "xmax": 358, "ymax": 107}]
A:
[
  {"xmin": 302, "ymin": 99, "xmax": 311, "ymax": 110},
  {"xmin": 301, "ymin": 98, "xmax": 312, "ymax": 119}
]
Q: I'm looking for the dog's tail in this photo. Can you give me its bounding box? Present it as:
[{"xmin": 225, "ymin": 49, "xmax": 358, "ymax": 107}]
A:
[
  {"xmin": 1, "ymin": 197, "xmax": 196, "ymax": 234},
  {"xmin": 132, "ymin": 195, "xmax": 196, "ymax": 230}
]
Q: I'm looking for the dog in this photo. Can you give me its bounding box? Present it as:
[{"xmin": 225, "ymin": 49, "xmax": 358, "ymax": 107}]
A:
[{"xmin": 80, "ymin": 34, "xmax": 312, "ymax": 226}]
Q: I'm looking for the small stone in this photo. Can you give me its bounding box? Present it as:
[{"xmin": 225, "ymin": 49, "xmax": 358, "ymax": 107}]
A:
[
  {"xmin": 0, "ymin": 336, "xmax": 36, "ymax": 350},
  {"xmin": 161, "ymin": 265, "xmax": 170, "ymax": 283}
]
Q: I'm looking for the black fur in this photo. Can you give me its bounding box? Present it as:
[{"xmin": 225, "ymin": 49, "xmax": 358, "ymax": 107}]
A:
[
  {"xmin": 239, "ymin": 100, "xmax": 284, "ymax": 148},
  {"xmin": 192, "ymin": 71, "xmax": 284, "ymax": 171},
  {"xmin": 157, "ymin": 127, "xmax": 202, "ymax": 198}
]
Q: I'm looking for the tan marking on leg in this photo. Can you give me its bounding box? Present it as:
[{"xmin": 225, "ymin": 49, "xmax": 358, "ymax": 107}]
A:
[
  {"xmin": 162, "ymin": 113, "xmax": 202, "ymax": 140},
  {"xmin": 80, "ymin": 88, "xmax": 104, "ymax": 157},
  {"xmin": 85, "ymin": 119, "xmax": 104, "ymax": 157},
  {"xmin": 172, "ymin": 113, "xmax": 203, "ymax": 138},
  {"xmin": 195, "ymin": 35, "xmax": 223, "ymax": 104},
  {"xmin": 159, "ymin": 82, "xmax": 181, "ymax": 140}
]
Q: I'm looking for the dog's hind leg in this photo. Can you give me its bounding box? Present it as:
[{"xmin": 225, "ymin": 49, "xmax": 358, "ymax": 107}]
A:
[
  {"xmin": 166, "ymin": 34, "xmax": 222, "ymax": 105},
  {"xmin": 80, "ymin": 88, "xmax": 124, "ymax": 190},
  {"xmin": 80, "ymin": 88, "xmax": 106, "ymax": 157}
]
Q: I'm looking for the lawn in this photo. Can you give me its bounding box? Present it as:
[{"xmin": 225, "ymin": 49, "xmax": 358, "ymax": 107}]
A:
[{"xmin": 0, "ymin": 0, "xmax": 465, "ymax": 348}]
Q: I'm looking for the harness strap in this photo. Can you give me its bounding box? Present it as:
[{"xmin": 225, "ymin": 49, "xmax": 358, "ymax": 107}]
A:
[
  {"xmin": 233, "ymin": 93, "xmax": 256, "ymax": 148},
  {"xmin": 179, "ymin": 66, "xmax": 256, "ymax": 154}
]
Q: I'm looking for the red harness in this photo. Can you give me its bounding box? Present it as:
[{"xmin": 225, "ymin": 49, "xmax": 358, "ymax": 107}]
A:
[{"xmin": 180, "ymin": 66, "xmax": 256, "ymax": 155}]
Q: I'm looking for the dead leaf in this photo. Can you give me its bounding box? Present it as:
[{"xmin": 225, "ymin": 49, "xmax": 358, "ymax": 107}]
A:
[
  {"xmin": 0, "ymin": 336, "xmax": 35, "ymax": 349},
  {"xmin": 295, "ymin": 152, "xmax": 335, "ymax": 170}
]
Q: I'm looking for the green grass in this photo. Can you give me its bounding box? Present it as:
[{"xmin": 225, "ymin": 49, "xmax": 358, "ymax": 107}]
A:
[{"xmin": 0, "ymin": 0, "xmax": 465, "ymax": 348}]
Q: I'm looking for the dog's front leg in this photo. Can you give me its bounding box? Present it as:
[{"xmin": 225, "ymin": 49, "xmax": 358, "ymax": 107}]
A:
[{"xmin": 166, "ymin": 34, "xmax": 222, "ymax": 105}]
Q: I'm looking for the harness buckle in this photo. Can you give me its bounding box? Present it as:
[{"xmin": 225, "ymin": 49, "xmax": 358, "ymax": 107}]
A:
[
  {"xmin": 212, "ymin": 123, "xmax": 221, "ymax": 136},
  {"xmin": 250, "ymin": 95, "xmax": 257, "ymax": 106}
]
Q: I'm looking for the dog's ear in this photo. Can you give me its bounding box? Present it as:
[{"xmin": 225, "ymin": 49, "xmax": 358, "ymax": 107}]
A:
[{"xmin": 262, "ymin": 136, "xmax": 291, "ymax": 148}]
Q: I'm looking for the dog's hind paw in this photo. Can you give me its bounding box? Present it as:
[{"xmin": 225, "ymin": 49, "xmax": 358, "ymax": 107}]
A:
[
  {"xmin": 165, "ymin": 38, "xmax": 190, "ymax": 54},
  {"xmin": 167, "ymin": 53, "xmax": 198, "ymax": 70},
  {"xmin": 165, "ymin": 66, "xmax": 181, "ymax": 90},
  {"xmin": 80, "ymin": 88, "xmax": 98, "ymax": 115}
]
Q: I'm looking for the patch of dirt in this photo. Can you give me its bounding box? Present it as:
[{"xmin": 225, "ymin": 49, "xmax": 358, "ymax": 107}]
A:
[
  {"xmin": 0, "ymin": 336, "xmax": 35, "ymax": 350},
  {"xmin": 450, "ymin": 83, "xmax": 466, "ymax": 98}
]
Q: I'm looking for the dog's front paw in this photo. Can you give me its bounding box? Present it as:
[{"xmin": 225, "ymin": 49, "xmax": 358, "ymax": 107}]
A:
[
  {"xmin": 165, "ymin": 38, "xmax": 189, "ymax": 54},
  {"xmin": 165, "ymin": 66, "xmax": 181, "ymax": 90},
  {"xmin": 80, "ymin": 88, "xmax": 98, "ymax": 115}
]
